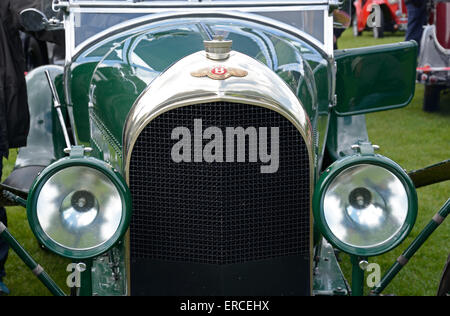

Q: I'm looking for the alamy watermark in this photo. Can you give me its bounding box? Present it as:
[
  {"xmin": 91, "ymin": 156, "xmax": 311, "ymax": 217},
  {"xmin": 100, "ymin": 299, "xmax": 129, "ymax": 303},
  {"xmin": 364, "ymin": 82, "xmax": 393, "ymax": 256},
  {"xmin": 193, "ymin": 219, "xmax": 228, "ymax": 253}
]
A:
[
  {"xmin": 366, "ymin": 263, "xmax": 381, "ymax": 287},
  {"xmin": 171, "ymin": 119, "xmax": 280, "ymax": 174},
  {"xmin": 360, "ymin": 261, "xmax": 381, "ymax": 287},
  {"xmin": 66, "ymin": 263, "xmax": 86, "ymax": 288},
  {"xmin": 367, "ymin": 4, "xmax": 382, "ymax": 28}
]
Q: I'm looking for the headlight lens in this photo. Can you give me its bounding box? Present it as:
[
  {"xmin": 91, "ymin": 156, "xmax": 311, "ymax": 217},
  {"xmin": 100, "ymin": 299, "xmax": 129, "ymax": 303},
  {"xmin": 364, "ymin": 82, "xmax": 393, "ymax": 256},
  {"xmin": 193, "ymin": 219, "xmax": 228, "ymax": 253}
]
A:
[
  {"xmin": 28, "ymin": 157, "xmax": 131, "ymax": 259},
  {"xmin": 314, "ymin": 156, "xmax": 417, "ymax": 257}
]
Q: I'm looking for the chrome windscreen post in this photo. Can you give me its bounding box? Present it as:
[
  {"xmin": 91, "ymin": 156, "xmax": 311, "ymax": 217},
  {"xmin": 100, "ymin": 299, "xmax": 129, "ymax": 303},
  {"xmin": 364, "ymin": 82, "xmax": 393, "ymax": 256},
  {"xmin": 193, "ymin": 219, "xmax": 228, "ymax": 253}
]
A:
[{"xmin": 52, "ymin": 0, "xmax": 70, "ymax": 13}]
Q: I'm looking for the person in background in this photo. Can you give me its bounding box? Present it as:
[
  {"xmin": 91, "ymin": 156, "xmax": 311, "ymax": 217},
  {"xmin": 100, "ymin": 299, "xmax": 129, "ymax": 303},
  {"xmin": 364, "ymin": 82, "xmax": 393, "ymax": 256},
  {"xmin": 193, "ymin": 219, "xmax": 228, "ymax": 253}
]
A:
[
  {"xmin": 405, "ymin": 0, "xmax": 428, "ymax": 51},
  {"xmin": 334, "ymin": 28, "xmax": 346, "ymax": 50},
  {"xmin": 0, "ymin": 0, "xmax": 31, "ymax": 295},
  {"xmin": 0, "ymin": 0, "xmax": 65, "ymax": 295},
  {"xmin": 333, "ymin": 4, "xmax": 352, "ymax": 50},
  {"xmin": 0, "ymin": 190, "xmax": 8, "ymax": 294},
  {"xmin": 13, "ymin": 0, "xmax": 66, "ymax": 69}
]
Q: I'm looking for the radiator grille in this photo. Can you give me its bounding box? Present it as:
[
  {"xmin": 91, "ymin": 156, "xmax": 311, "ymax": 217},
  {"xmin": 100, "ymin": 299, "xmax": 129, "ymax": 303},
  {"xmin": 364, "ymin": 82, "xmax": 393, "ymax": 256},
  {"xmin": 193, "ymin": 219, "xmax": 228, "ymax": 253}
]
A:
[{"xmin": 129, "ymin": 102, "xmax": 310, "ymax": 265}]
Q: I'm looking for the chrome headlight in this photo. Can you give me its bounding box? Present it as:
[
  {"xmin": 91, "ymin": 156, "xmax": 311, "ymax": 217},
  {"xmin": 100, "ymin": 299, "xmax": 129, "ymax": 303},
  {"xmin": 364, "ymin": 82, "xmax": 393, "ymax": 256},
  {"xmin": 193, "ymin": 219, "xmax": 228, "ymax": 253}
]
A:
[
  {"xmin": 27, "ymin": 155, "xmax": 131, "ymax": 259},
  {"xmin": 313, "ymin": 155, "xmax": 417, "ymax": 257}
]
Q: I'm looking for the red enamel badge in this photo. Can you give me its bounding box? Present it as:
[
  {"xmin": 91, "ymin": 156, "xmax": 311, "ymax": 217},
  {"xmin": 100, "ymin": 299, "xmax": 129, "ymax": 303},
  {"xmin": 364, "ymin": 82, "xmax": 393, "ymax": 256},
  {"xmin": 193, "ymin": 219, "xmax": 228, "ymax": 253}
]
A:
[
  {"xmin": 211, "ymin": 66, "xmax": 228, "ymax": 76},
  {"xmin": 191, "ymin": 65, "xmax": 248, "ymax": 80}
]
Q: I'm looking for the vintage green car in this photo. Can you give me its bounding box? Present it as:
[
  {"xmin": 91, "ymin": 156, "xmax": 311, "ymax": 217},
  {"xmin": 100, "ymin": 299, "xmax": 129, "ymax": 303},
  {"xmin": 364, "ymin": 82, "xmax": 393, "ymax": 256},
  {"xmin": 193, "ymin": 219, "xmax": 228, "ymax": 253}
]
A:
[{"xmin": 0, "ymin": 0, "xmax": 448, "ymax": 297}]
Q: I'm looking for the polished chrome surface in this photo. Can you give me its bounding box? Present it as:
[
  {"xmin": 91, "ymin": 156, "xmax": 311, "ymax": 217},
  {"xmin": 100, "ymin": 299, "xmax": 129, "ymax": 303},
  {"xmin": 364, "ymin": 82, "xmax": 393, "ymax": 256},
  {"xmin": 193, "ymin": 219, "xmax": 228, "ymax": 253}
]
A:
[
  {"xmin": 123, "ymin": 50, "xmax": 314, "ymax": 182},
  {"xmin": 323, "ymin": 164, "xmax": 409, "ymax": 249},
  {"xmin": 204, "ymin": 35, "xmax": 232, "ymax": 60},
  {"xmin": 36, "ymin": 166, "xmax": 122, "ymax": 250},
  {"xmin": 60, "ymin": 190, "xmax": 99, "ymax": 232},
  {"xmin": 359, "ymin": 260, "xmax": 369, "ymax": 270}
]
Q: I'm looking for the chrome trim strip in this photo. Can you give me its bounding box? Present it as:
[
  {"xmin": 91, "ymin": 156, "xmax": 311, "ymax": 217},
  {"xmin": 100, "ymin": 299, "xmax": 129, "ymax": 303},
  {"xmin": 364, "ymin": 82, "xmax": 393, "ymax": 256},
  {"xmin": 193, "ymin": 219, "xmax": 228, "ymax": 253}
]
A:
[
  {"xmin": 397, "ymin": 255, "xmax": 409, "ymax": 267},
  {"xmin": 70, "ymin": 5, "xmax": 328, "ymax": 13},
  {"xmin": 323, "ymin": 9, "xmax": 334, "ymax": 57},
  {"xmin": 32, "ymin": 265, "xmax": 44, "ymax": 277},
  {"xmin": 65, "ymin": 11, "xmax": 75, "ymax": 65},
  {"xmin": 63, "ymin": 12, "xmax": 81, "ymax": 145},
  {"xmin": 433, "ymin": 213, "xmax": 445, "ymax": 225}
]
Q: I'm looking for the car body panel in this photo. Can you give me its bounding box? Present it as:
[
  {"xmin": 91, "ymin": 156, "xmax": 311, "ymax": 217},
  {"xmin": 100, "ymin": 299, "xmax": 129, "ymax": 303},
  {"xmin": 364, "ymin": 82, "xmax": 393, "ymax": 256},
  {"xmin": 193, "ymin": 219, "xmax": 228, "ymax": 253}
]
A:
[
  {"xmin": 334, "ymin": 41, "xmax": 417, "ymax": 116},
  {"xmin": 313, "ymin": 238, "xmax": 349, "ymax": 296}
]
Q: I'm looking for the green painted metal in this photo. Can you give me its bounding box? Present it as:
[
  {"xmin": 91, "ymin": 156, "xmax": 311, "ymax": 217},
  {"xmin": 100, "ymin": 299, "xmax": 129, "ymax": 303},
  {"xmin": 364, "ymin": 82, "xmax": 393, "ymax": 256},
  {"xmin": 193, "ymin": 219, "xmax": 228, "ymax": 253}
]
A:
[
  {"xmin": 78, "ymin": 259, "xmax": 93, "ymax": 297},
  {"xmin": 313, "ymin": 238, "xmax": 349, "ymax": 296},
  {"xmin": 372, "ymin": 199, "xmax": 450, "ymax": 295},
  {"xmin": 68, "ymin": 62, "xmax": 99, "ymax": 146},
  {"xmin": 0, "ymin": 223, "xmax": 66, "ymax": 296},
  {"xmin": 334, "ymin": 41, "xmax": 418, "ymax": 116},
  {"xmin": 408, "ymin": 159, "xmax": 450, "ymax": 188},
  {"xmin": 313, "ymin": 154, "xmax": 418, "ymax": 257},
  {"xmin": 350, "ymin": 255, "xmax": 366, "ymax": 296},
  {"xmin": 2, "ymin": 190, "xmax": 27, "ymax": 207},
  {"xmin": 91, "ymin": 242, "xmax": 127, "ymax": 296},
  {"xmin": 26, "ymin": 148, "xmax": 132, "ymax": 260}
]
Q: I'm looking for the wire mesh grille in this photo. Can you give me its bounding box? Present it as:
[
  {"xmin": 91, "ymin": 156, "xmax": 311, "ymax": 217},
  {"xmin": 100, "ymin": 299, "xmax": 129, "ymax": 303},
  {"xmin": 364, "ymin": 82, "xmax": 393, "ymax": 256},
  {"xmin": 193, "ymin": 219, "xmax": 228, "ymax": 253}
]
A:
[{"xmin": 129, "ymin": 102, "xmax": 310, "ymax": 265}]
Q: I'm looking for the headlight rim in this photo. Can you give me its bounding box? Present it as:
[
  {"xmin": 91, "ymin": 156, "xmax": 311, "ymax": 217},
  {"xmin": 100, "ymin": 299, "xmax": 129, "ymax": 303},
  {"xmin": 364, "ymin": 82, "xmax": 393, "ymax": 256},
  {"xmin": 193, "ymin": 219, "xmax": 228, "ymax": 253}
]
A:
[
  {"xmin": 313, "ymin": 154, "xmax": 418, "ymax": 257},
  {"xmin": 27, "ymin": 157, "xmax": 131, "ymax": 260}
]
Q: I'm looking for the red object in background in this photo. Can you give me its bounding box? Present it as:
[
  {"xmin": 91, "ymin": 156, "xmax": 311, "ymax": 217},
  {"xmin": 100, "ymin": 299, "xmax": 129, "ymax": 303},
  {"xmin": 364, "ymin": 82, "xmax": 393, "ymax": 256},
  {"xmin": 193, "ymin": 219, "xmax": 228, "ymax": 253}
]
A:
[
  {"xmin": 435, "ymin": 2, "xmax": 450, "ymax": 49},
  {"xmin": 353, "ymin": 0, "xmax": 408, "ymax": 38},
  {"xmin": 417, "ymin": 66, "xmax": 450, "ymax": 72},
  {"xmin": 418, "ymin": 1, "xmax": 450, "ymax": 112}
]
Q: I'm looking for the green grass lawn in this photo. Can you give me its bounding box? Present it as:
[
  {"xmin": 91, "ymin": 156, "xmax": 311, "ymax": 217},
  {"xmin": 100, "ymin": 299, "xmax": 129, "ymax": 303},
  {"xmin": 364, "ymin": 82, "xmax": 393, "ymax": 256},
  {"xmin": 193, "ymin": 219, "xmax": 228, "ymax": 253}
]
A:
[
  {"xmin": 0, "ymin": 28, "xmax": 448, "ymax": 296},
  {"xmin": 2, "ymin": 150, "xmax": 70, "ymax": 296},
  {"xmin": 337, "ymin": 29, "xmax": 450, "ymax": 296}
]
